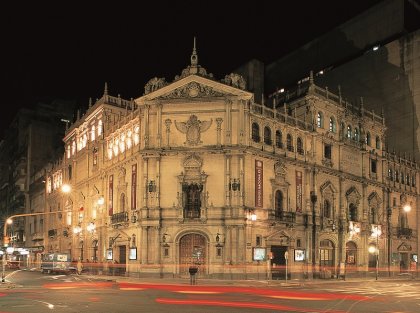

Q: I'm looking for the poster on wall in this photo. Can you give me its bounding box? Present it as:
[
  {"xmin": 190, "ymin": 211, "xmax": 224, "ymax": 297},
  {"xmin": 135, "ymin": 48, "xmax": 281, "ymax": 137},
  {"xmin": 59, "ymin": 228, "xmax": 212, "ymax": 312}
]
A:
[
  {"xmin": 296, "ymin": 171, "xmax": 302, "ymax": 213},
  {"xmin": 253, "ymin": 247, "xmax": 266, "ymax": 261},
  {"xmin": 294, "ymin": 249, "xmax": 305, "ymax": 261},
  {"xmin": 129, "ymin": 248, "xmax": 137, "ymax": 260},
  {"xmin": 255, "ymin": 160, "xmax": 263, "ymax": 208},
  {"xmin": 106, "ymin": 249, "xmax": 113, "ymax": 260}
]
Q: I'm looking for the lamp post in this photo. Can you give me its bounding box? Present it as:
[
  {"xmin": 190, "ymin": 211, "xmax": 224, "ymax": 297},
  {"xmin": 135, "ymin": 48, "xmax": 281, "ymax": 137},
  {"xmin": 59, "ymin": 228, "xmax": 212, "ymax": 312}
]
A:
[
  {"xmin": 310, "ymin": 192, "xmax": 317, "ymax": 279},
  {"xmin": 367, "ymin": 202, "xmax": 411, "ymax": 281}
]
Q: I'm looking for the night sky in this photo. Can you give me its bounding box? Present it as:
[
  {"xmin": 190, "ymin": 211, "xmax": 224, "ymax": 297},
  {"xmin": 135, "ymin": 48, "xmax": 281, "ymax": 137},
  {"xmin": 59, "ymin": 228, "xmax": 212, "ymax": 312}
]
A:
[{"xmin": 1, "ymin": 0, "xmax": 384, "ymax": 139}]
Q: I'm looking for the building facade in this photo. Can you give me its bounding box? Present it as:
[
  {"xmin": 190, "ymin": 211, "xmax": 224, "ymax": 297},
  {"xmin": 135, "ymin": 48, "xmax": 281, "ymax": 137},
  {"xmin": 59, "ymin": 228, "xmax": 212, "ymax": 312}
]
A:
[
  {"xmin": 34, "ymin": 47, "xmax": 419, "ymax": 279},
  {"xmin": 0, "ymin": 100, "xmax": 74, "ymax": 252}
]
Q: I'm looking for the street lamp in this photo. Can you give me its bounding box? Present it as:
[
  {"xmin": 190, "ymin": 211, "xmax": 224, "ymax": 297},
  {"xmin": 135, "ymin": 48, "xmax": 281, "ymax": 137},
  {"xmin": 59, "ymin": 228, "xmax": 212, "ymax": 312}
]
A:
[{"xmin": 369, "ymin": 225, "xmax": 382, "ymax": 280}]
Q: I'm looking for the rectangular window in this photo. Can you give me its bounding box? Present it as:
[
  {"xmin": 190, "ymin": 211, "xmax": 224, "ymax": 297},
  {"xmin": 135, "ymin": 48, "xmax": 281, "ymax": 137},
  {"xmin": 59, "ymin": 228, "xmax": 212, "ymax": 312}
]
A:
[
  {"xmin": 371, "ymin": 160, "xmax": 377, "ymax": 173},
  {"xmin": 216, "ymin": 247, "xmax": 222, "ymax": 258},
  {"xmin": 256, "ymin": 235, "xmax": 262, "ymax": 246},
  {"xmin": 324, "ymin": 144, "xmax": 332, "ymax": 159}
]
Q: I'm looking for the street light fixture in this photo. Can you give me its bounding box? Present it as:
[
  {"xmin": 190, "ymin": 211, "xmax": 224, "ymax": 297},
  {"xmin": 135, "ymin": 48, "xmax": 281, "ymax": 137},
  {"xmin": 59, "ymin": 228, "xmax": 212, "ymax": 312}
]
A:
[
  {"xmin": 369, "ymin": 225, "xmax": 382, "ymax": 280},
  {"xmin": 403, "ymin": 204, "xmax": 411, "ymax": 213}
]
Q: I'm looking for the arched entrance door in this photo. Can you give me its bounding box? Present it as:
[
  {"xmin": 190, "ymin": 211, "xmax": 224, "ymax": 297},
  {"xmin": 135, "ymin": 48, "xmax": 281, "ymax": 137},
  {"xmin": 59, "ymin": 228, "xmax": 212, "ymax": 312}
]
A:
[
  {"xmin": 319, "ymin": 239, "xmax": 335, "ymax": 278},
  {"xmin": 346, "ymin": 241, "xmax": 357, "ymax": 275},
  {"xmin": 179, "ymin": 233, "xmax": 207, "ymax": 276}
]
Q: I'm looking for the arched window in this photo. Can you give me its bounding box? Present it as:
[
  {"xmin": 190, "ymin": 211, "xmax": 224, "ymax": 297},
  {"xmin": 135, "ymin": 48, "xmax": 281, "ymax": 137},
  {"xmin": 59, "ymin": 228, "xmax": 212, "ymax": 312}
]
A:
[
  {"xmin": 275, "ymin": 190, "xmax": 283, "ymax": 218},
  {"xmin": 297, "ymin": 137, "xmax": 304, "ymax": 154},
  {"xmin": 317, "ymin": 112, "xmax": 323, "ymax": 128},
  {"xmin": 406, "ymin": 174, "xmax": 410, "ymax": 186},
  {"xmin": 349, "ymin": 203, "xmax": 357, "ymax": 221},
  {"xmin": 396, "ymin": 170, "xmax": 399, "ymax": 182},
  {"xmin": 401, "ymin": 172, "xmax": 405, "ymax": 184},
  {"xmin": 286, "ymin": 134, "xmax": 293, "ymax": 151},
  {"xmin": 329, "ymin": 117, "xmax": 336, "ymax": 133},
  {"xmin": 264, "ymin": 126, "xmax": 272, "ymax": 145},
  {"xmin": 369, "ymin": 207, "xmax": 377, "ymax": 224},
  {"xmin": 375, "ymin": 136, "xmax": 381, "ymax": 149},
  {"xmin": 412, "ymin": 175, "xmax": 416, "ymax": 187},
  {"xmin": 347, "ymin": 125, "xmax": 352, "ymax": 139},
  {"xmin": 97, "ymin": 120, "xmax": 103, "ymax": 137},
  {"xmin": 120, "ymin": 193, "xmax": 126, "ymax": 213},
  {"xmin": 252, "ymin": 123, "xmax": 260, "ymax": 142},
  {"xmin": 366, "ymin": 132, "xmax": 371, "ymax": 145},
  {"xmin": 353, "ymin": 128, "xmax": 359, "ymax": 142},
  {"xmin": 275, "ymin": 130, "xmax": 283, "ymax": 148},
  {"xmin": 323, "ymin": 200, "xmax": 331, "ymax": 218},
  {"xmin": 340, "ymin": 122, "xmax": 346, "ymax": 139},
  {"xmin": 91, "ymin": 125, "xmax": 96, "ymax": 141},
  {"xmin": 399, "ymin": 209, "xmax": 408, "ymax": 228},
  {"xmin": 388, "ymin": 169, "xmax": 393, "ymax": 180}
]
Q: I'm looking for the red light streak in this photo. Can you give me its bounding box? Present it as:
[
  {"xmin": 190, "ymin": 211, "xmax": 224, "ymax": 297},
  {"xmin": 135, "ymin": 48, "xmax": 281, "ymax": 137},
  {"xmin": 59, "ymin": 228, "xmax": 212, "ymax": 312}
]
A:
[{"xmin": 156, "ymin": 298, "xmax": 348, "ymax": 313}]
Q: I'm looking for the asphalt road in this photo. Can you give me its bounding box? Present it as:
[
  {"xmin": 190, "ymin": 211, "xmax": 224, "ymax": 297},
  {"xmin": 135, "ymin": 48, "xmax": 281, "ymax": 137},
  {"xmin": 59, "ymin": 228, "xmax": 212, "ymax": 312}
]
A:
[{"xmin": 1, "ymin": 269, "xmax": 419, "ymax": 313}]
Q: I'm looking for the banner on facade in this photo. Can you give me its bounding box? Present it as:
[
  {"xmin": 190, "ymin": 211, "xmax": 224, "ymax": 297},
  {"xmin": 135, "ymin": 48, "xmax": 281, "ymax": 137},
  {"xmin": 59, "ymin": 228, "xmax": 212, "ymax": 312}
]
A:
[
  {"xmin": 131, "ymin": 164, "xmax": 137, "ymax": 210},
  {"xmin": 109, "ymin": 175, "xmax": 113, "ymax": 216},
  {"xmin": 255, "ymin": 160, "xmax": 263, "ymax": 208},
  {"xmin": 296, "ymin": 170, "xmax": 302, "ymax": 213}
]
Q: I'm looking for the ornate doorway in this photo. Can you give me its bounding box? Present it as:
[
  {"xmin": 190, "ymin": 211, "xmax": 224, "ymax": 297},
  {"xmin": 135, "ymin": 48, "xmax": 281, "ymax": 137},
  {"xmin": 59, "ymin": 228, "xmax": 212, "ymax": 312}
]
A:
[{"xmin": 179, "ymin": 233, "xmax": 207, "ymax": 276}]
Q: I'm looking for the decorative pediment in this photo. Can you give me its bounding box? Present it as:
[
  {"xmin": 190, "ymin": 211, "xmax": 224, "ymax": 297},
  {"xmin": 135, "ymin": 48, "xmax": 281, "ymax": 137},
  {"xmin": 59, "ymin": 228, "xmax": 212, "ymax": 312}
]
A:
[
  {"xmin": 136, "ymin": 74, "xmax": 253, "ymax": 103},
  {"xmin": 368, "ymin": 192, "xmax": 382, "ymax": 207},
  {"xmin": 320, "ymin": 181, "xmax": 337, "ymax": 196},
  {"xmin": 397, "ymin": 242, "xmax": 412, "ymax": 251},
  {"xmin": 274, "ymin": 161, "xmax": 286, "ymax": 179},
  {"xmin": 265, "ymin": 230, "xmax": 294, "ymax": 244},
  {"xmin": 160, "ymin": 81, "xmax": 226, "ymax": 99},
  {"xmin": 346, "ymin": 186, "xmax": 361, "ymax": 206}
]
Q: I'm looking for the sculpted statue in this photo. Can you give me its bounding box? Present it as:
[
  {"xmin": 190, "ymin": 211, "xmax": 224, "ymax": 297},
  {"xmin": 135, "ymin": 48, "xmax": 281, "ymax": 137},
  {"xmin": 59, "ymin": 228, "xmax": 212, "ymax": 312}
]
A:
[
  {"xmin": 175, "ymin": 115, "xmax": 212, "ymax": 146},
  {"xmin": 222, "ymin": 73, "xmax": 246, "ymax": 90},
  {"xmin": 144, "ymin": 77, "xmax": 168, "ymax": 95}
]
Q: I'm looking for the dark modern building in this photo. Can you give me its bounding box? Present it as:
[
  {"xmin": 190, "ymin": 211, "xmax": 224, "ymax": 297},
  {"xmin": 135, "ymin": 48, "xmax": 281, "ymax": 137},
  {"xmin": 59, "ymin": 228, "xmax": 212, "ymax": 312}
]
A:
[{"xmin": 237, "ymin": 0, "xmax": 420, "ymax": 161}]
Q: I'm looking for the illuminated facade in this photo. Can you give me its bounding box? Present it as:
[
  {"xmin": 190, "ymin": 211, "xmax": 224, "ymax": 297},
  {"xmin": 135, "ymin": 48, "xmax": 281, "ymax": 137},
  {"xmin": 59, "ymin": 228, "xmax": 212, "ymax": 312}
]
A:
[{"xmin": 36, "ymin": 45, "xmax": 419, "ymax": 279}]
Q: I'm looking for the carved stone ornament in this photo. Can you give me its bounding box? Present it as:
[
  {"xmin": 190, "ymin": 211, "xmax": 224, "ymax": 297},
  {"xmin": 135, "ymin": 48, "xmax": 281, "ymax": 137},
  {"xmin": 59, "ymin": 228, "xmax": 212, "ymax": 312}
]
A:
[
  {"xmin": 160, "ymin": 82, "xmax": 225, "ymax": 99},
  {"xmin": 274, "ymin": 161, "xmax": 286, "ymax": 179},
  {"xmin": 144, "ymin": 77, "xmax": 168, "ymax": 95},
  {"xmin": 221, "ymin": 73, "xmax": 246, "ymax": 90},
  {"xmin": 175, "ymin": 115, "xmax": 212, "ymax": 146},
  {"xmin": 174, "ymin": 65, "xmax": 214, "ymax": 81}
]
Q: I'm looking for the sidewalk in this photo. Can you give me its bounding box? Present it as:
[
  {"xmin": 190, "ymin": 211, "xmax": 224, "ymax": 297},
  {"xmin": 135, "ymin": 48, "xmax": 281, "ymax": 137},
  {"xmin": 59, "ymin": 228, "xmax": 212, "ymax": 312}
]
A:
[
  {"xmin": 1, "ymin": 268, "xmax": 417, "ymax": 290},
  {"xmin": 81, "ymin": 271, "xmax": 418, "ymax": 288}
]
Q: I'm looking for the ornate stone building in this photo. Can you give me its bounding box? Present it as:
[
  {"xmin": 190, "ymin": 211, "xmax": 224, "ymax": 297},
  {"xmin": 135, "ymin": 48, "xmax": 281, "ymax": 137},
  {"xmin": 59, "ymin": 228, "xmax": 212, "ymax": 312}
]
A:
[{"xmin": 36, "ymin": 44, "xmax": 418, "ymax": 279}]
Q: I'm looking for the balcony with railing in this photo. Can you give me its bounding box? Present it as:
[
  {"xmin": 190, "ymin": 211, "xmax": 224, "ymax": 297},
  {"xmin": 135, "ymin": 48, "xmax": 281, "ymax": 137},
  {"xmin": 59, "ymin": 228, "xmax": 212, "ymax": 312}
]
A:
[
  {"xmin": 111, "ymin": 211, "xmax": 129, "ymax": 226},
  {"xmin": 270, "ymin": 210, "xmax": 296, "ymax": 224},
  {"xmin": 396, "ymin": 227, "xmax": 413, "ymax": 239}
]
